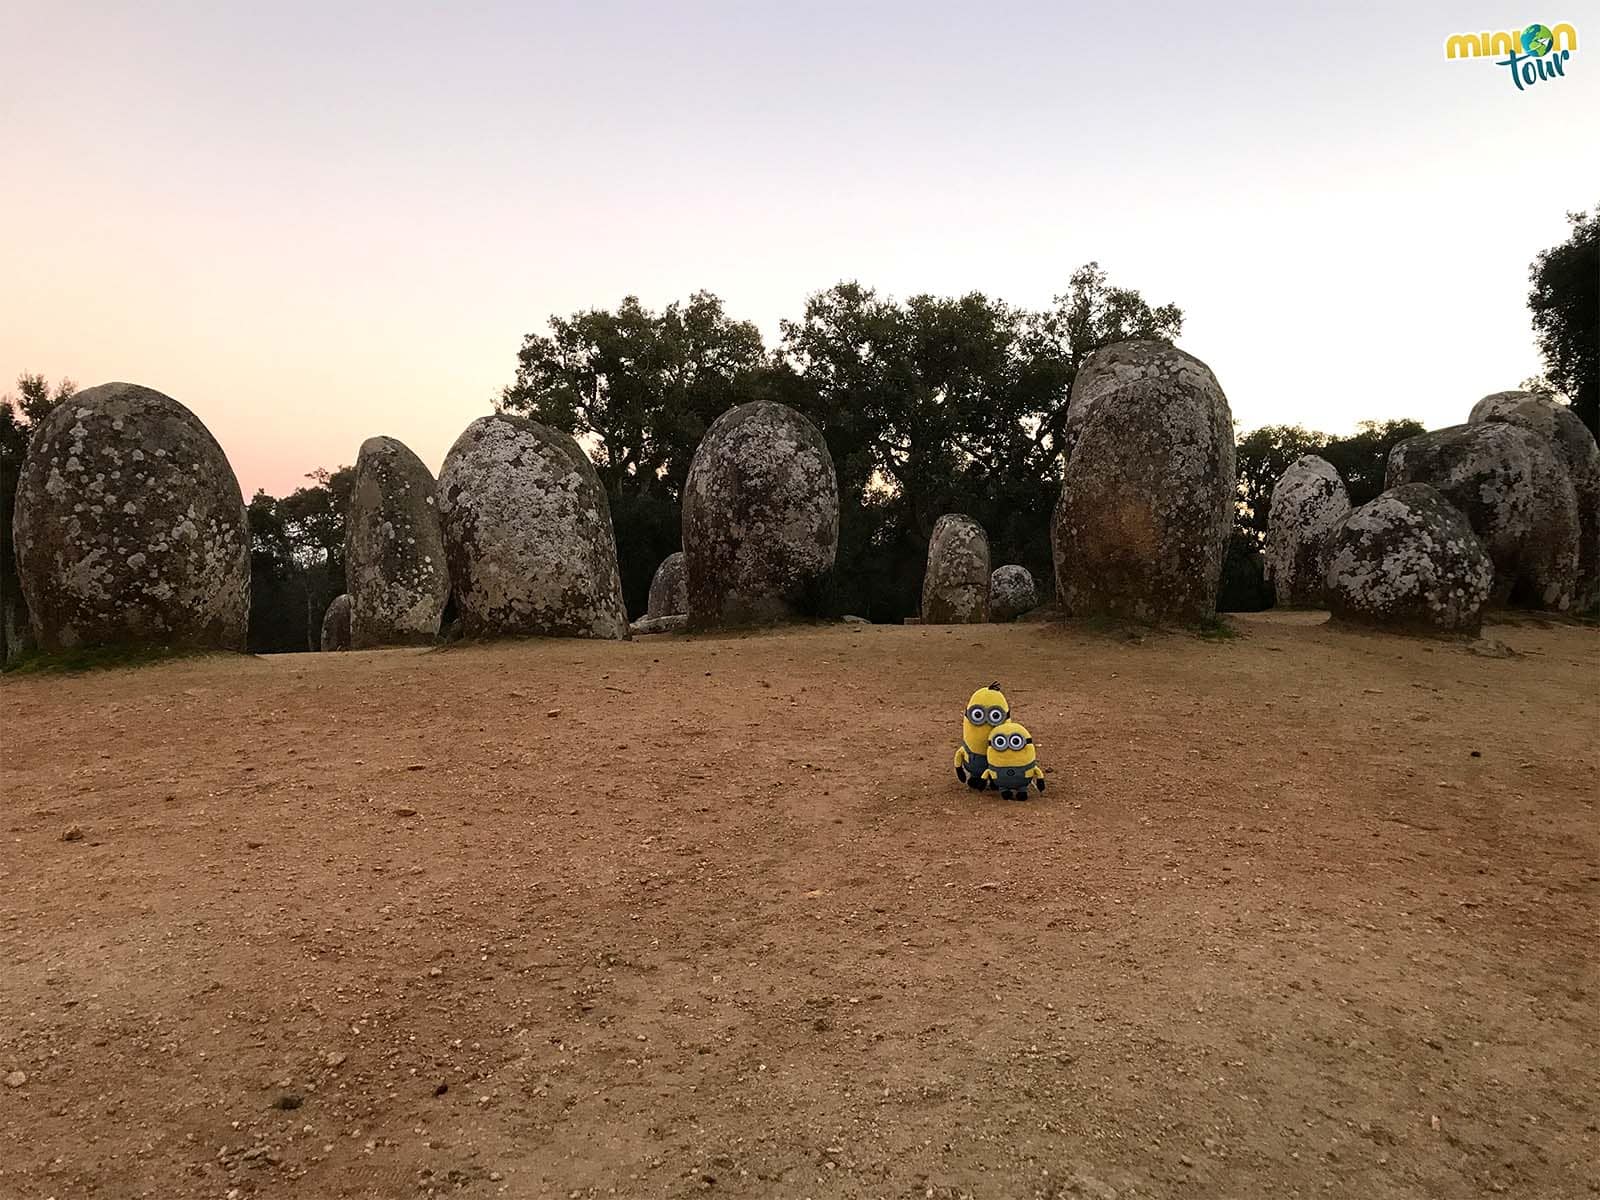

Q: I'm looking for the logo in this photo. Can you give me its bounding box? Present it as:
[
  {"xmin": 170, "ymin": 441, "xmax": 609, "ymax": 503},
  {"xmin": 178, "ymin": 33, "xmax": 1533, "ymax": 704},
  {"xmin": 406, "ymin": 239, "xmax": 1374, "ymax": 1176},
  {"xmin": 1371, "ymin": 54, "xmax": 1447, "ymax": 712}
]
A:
[{"xmin": 1445, "ymin": 21, "xmax": 1577, "ymax": 90}]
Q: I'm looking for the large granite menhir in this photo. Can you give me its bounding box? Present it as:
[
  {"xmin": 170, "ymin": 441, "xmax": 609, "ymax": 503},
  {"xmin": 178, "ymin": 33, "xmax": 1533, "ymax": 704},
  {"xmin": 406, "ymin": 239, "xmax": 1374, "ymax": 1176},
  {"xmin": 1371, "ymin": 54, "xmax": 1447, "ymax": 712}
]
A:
[
  {"xmin": 12, "ymin": 381, "xmax": 249, "ymax": 652},
  {"xmin": 682, "ymin": 402, "xmax": 839, "ymax": 629},
  {"xmin": 436, "ymin": 414, "xmax": 628, "ymax": 640},
  {"xmin": 1052, "ymin": 342, "xmax": 1235, "ymax": 623},
  {"xmin": 345, "ymin": 435, "xmax": 450, "ymax": 647}
]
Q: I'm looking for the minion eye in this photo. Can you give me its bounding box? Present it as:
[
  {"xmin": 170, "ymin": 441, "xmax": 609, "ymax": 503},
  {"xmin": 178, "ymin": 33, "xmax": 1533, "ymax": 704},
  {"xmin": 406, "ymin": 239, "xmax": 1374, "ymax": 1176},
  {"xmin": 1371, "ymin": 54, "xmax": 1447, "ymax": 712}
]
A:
[
  {"xmin": 967, "ymin": 706, "xmax": 985, "ymax": 723},
  {"xmin": 987, "ymin": 707, "xmax": 1005, "ymax": 724},
  {"xmin": 1010, "ymin": 733, "xmax": 1025, "ymax": 750},
  {"xmin": 991, "ymin": 733, "xmax": 1007, "ymax": 749}
]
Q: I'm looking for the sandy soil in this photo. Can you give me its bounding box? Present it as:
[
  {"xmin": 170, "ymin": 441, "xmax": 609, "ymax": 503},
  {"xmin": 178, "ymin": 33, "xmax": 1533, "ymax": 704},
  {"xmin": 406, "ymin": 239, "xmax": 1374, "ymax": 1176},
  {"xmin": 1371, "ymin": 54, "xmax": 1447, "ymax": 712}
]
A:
[{"xmin": 1, "ymin": 613, "xmax": 1597, "ymax": 1200}]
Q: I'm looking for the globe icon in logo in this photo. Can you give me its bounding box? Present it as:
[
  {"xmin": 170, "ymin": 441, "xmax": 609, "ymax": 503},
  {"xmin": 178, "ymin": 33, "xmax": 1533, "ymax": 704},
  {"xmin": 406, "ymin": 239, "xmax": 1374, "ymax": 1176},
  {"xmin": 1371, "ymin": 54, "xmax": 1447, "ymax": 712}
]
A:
[{"xmin": 1521, "ymin": 23, "xmax": 1554, "ymax": 55}]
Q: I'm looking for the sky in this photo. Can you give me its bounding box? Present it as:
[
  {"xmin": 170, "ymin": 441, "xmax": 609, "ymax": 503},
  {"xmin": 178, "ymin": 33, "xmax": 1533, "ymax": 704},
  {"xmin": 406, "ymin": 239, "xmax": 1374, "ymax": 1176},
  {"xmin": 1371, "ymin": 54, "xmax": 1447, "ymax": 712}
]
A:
[{"xmin": 3, "ymin": 0, "xmax": 1595, "ymax": 497}]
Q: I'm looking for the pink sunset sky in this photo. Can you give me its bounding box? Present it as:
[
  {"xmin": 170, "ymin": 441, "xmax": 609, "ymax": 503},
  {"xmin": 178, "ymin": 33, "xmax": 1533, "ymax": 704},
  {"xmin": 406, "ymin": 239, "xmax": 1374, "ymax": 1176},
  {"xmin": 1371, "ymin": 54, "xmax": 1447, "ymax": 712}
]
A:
[{"xmin": 4, "ymin": 0, "xmax": 1595, "ymax": 497}]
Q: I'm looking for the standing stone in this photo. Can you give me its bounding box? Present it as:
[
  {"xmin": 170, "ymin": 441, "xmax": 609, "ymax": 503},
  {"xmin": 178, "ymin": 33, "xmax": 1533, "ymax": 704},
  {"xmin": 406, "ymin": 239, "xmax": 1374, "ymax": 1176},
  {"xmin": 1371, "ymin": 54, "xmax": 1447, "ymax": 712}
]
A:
[
  {"xmin": 1, "ymin": 561, "xmax": 31, "ymax": 666},
  {"xmin": 646, "ymin": 551, "xmax": 687, "ymax": 619},
  {"xmin": 320, "ymin": 593, "xmax": 351, "ymax": 651},
  {"xmin": 1386, "ymin": 422, "xmax": 1579, "ymax": 610},
  {"xmin": 920, "ymin": 515, "xmax": 990, "ymax": 624},
  {"xmin": 1052, "ymin": 343, "xmax": 1235, "ymax": 623},
  {"xmin": 1062, "ymin": 340, "xmax": 1227, "ymax": 465},
  {"xmin": 1325, "ymin": 484, "xmax": 1494, "ymax": 635},
  {"xmin": 683, "ymin": 402, "xmax": 839, "ymax": 629},
  {"xmin": 435, "ymin": 414, "xmax": 628, "ymax": 640},
  {"xmin": 1264, "ymin": 455, "xmax": 1351, "ymax": 607},
  {"xmin": 12, "ymin": 382, "xmax": 249, "ymax": 652},
  {"xmin": 989, "ymin": 564, "xmax": 1038, "ymax": 622},
  {"xmin": 1470, "ymin": 391, "xmax": 1600, "ymax": 609},
  {"xmin": 345, "ymin": 436, "xmax": 450, "ymax": 648}
]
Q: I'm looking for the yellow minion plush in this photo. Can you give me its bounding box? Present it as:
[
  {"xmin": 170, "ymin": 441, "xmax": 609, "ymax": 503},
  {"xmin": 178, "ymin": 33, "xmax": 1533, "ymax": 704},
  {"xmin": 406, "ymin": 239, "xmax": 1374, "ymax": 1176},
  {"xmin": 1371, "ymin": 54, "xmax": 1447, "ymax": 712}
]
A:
[
  {"xmin": 954, "ymin": 683, "xmax": 1009, "ymax": 790},
  {"xmin": 981, "ymin": 720, "xmax": 1045, "ymax": 801}
]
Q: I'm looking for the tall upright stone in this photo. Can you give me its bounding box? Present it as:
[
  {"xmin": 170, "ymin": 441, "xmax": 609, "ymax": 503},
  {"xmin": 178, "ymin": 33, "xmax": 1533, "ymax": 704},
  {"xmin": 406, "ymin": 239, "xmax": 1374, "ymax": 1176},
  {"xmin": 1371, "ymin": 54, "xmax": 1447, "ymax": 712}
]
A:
[
  {"xmin": 683, "ymin": 402, "xmax": 839, "ymax": 629},
  {"xmin": 435, "ymin": 414, "xmax": 628, "ymax": 640},
  {"xmin": 1052, "ymin": 342, "xmax": 1235, "ymax": 623},
  {"xmin": 12, "ymin": 382, "xmax": 249, "ymax": 652},
  {"xmin": 320, "ymin": 593, "xmax": 351, "ymax": 651},
  {"xmin": 1470, "ymin": 390, "xmax": 1600, "ymax": 609},
  {"xmin": 345, "ymin": 436, "xmax": 450, "ymax": 648},
  {"xmin": 921, "ymin": 514, "xmax": 990, "ymax": 623},
  {"xmin": 1265, "ymin": 455, "xmax": 1351, "ymax": 607},
  {"xmin": 646, "ymin": 551, "xmax": 687, "ymax": 619}
]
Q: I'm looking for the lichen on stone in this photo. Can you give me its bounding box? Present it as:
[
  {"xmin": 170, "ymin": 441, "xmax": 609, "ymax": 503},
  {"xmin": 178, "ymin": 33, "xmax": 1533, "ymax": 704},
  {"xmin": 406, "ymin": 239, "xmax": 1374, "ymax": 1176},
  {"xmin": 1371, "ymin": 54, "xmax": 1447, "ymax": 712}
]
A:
[
  {"xmin": 1469, "ymin": 391, "xmax": 1600, "ymax": 610},
  {"xmin": 682, "ymin": 402, "xmax": 839, "ymax": 629},
  {"xmin": 988, "ymin": 564, "xmax": 1038, "ymax": 622},
  {"xmin": 1386, "ymin": 421, "xmax": 1578, "ymax": 611},
  {"xmin": 1265, "ymin": 455, "xmax": 1350, "ymax": 607},
  {"xmin": 320, "ymin": 593, "xmax": 352, "ymax": 651},
  {"xmin": 1052, "ymin": 343, "xmax": 1235, "ymax": 623},
  {"xmin": 921, "ymin": 514, "xmax": 991, "ymax": 623},
  {"xmin": 1325, "ymin": 484, "xmax": 1493, "ymax": 635},
  {"xmin": 435, "ymin": 414, "xmax": 628, "ymax": 640},
  {"xmin": 12, "ymin": 382, "xmax": 249, "ymax": 652},
  {"xmin": 345, "ymin": 436, "xmax": 451, "ymax": 647}
]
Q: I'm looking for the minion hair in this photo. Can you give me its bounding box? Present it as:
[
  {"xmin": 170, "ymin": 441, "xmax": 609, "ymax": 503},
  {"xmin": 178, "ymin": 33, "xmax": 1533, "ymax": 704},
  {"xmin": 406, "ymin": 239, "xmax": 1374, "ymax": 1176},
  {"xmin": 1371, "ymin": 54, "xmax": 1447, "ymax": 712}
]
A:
[{"xmin": 989, "ymin": 681, "xmax": 1000, "ymax": 690}]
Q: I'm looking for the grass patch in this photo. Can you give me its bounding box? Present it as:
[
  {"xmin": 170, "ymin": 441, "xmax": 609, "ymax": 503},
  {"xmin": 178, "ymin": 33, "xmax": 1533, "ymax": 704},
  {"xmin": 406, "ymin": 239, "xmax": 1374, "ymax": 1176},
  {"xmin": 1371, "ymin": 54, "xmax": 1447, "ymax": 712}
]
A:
[
  {"xmin": 1068, "ymin": 613, "xmax": 1159, "ymax": 642},
  {"xmin": 2, "ymin": 642, "xmax": 215, "ymax": 676},
  {"xmin": 1194, "ymin": 614, "xmax": 1241, "ymax": 641}
]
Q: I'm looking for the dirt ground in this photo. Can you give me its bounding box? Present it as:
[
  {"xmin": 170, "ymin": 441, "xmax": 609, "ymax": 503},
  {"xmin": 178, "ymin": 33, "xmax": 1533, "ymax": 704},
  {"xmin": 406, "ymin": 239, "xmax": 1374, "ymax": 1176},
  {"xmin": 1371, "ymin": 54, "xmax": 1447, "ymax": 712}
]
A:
[{"xmin": 1, "ymin": 613, "xmax": 1596, "ymax": 1200}]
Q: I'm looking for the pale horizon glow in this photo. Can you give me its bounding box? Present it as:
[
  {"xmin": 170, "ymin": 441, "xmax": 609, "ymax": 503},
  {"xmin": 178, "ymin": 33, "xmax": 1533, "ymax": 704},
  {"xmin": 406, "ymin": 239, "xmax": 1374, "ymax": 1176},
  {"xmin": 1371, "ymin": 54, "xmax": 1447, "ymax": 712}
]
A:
[{"xmin": 3, "ymin": 1, "xmax": 1595, "ymax": 497}]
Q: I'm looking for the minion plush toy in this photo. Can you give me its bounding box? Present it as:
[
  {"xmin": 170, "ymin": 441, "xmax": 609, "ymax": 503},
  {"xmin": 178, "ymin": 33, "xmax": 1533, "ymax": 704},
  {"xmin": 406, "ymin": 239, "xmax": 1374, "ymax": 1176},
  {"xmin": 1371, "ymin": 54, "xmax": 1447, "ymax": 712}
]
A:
[
  {"xmin": 954, "ymin": 683, "xmax": 1010, "ymax": 789},
  {"xmin": 981, "ymin": 720, "xmax": 1046, "ymax": 801}
]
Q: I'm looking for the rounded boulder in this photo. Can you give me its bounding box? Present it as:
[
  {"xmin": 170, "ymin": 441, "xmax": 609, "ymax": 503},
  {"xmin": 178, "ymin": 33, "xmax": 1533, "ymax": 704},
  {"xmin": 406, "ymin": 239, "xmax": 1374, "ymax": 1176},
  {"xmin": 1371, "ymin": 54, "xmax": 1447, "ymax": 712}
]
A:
[
  {"xmin": 989, "ymin": 564, "xmax": 1038, "ymax": 622},
  {"xmin": 1265, "ymin": 454, "xmax": 1351, "ymax": 607},
  {"xmin": 682, "ymin": 402, "xmax": 839, "ymax": 629},
  {"xmin": 647, "ymin": 550, "xmax": 687, "ymax": 618},
  {"xmin": 12, "ymin": 382, "xmax": 249, "ymax": 652},
  {"xmin": 921, "ymin": 514, "xmax": 990, "ymax": 623},
  {"xmin": 345, "ymin": 436, "xmax": 450, "ymax": 647},
  {"xmin": 435, "ymin": 414, "xmax": 628, "ymax": 639},
  {"xmin": 1470, "ymin": 390, "xmax": 1600, "ymax": 609},
  {"xmin": 1325, "ymin": 484, "xmax": 1494, "ymax": 635},
  {"xmin": 1052, "ymin": 344, "xmax": 1235, "ymax": 623},
  {"xmin": 1386, "ymin": 422, "xmax": 1579, "ymax": 610},
  {"xmin": 320, "ymin": 593, "xmax": 351, "ymax": 651}
]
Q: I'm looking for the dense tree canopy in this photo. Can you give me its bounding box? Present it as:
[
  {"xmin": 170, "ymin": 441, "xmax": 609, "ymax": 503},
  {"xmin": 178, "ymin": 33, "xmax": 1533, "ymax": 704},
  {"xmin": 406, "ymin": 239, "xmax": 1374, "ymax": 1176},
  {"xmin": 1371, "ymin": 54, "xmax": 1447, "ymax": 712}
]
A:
[
  {"xmin": 18, "ymin": 231, "xmax": 1510, "ymax": 652},
  {"xmin": 499, "ymin": 292, "xmax": 776, "ymax": 615},
  {"xmin": 246, "ymin": 467, "xmax": 354, "ymax": 653},
  {"xmin": 1, "ymin": 374, "xmax": 76, "ymax": 663},
  {"xmin": 500, "ymin": 265, "xmax": 1187, "ymax": 620},
  {"xmin": 1234, "ymin": 419, "xmax": 1425, "ymax": 546},
  {"xmin": 1528, "ymin": 205, "xmax": 1598, "ymax": 437}
]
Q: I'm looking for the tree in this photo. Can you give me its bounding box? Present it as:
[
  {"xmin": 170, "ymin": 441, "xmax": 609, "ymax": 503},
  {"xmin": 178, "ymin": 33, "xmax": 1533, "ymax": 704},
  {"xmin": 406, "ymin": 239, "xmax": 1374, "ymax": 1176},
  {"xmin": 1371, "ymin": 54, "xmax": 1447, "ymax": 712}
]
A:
[
  {"xmin": 1321, "ymin": 419, "xmax": 1425, "ymax": 507},
  {"xmin": 1233, "ymin": 424, "xmax": 1332, "ymax": 545},
  {"xmin": 1, "ymin": 374, "xmax": 76, "ymax": 664},
  {"xmin": 778, "ymin": 266, "xmax": 1184, "ymax": 619},
  {"xmin": 778, "ymin": 285, "xmax": 1038, "ymax": 618},
  {"xmin": 499, "ymin": 270, "xmax": 1182, "ymax": 623},
  {"xmin": 499, "ymin": 291, "xmax": 774, "ymax": 614},
  {"xmin": 1019, "ymin": 262, "xmax": 1184, "ymax": 465},
  {"xmin": 244, "ymin": 467, "xmax": 354, "ymax": 652},
  {"xmin": 1217, "ymin": 529, "xmax": 1275, "ymax": 612},
  {"xmin": 1528, "ymin": 205, "xmax": 1599, "ymax": 437},
  {"xmin": 1234, "ymin": 419, "xmax": 1426, "ymax": 555}
]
